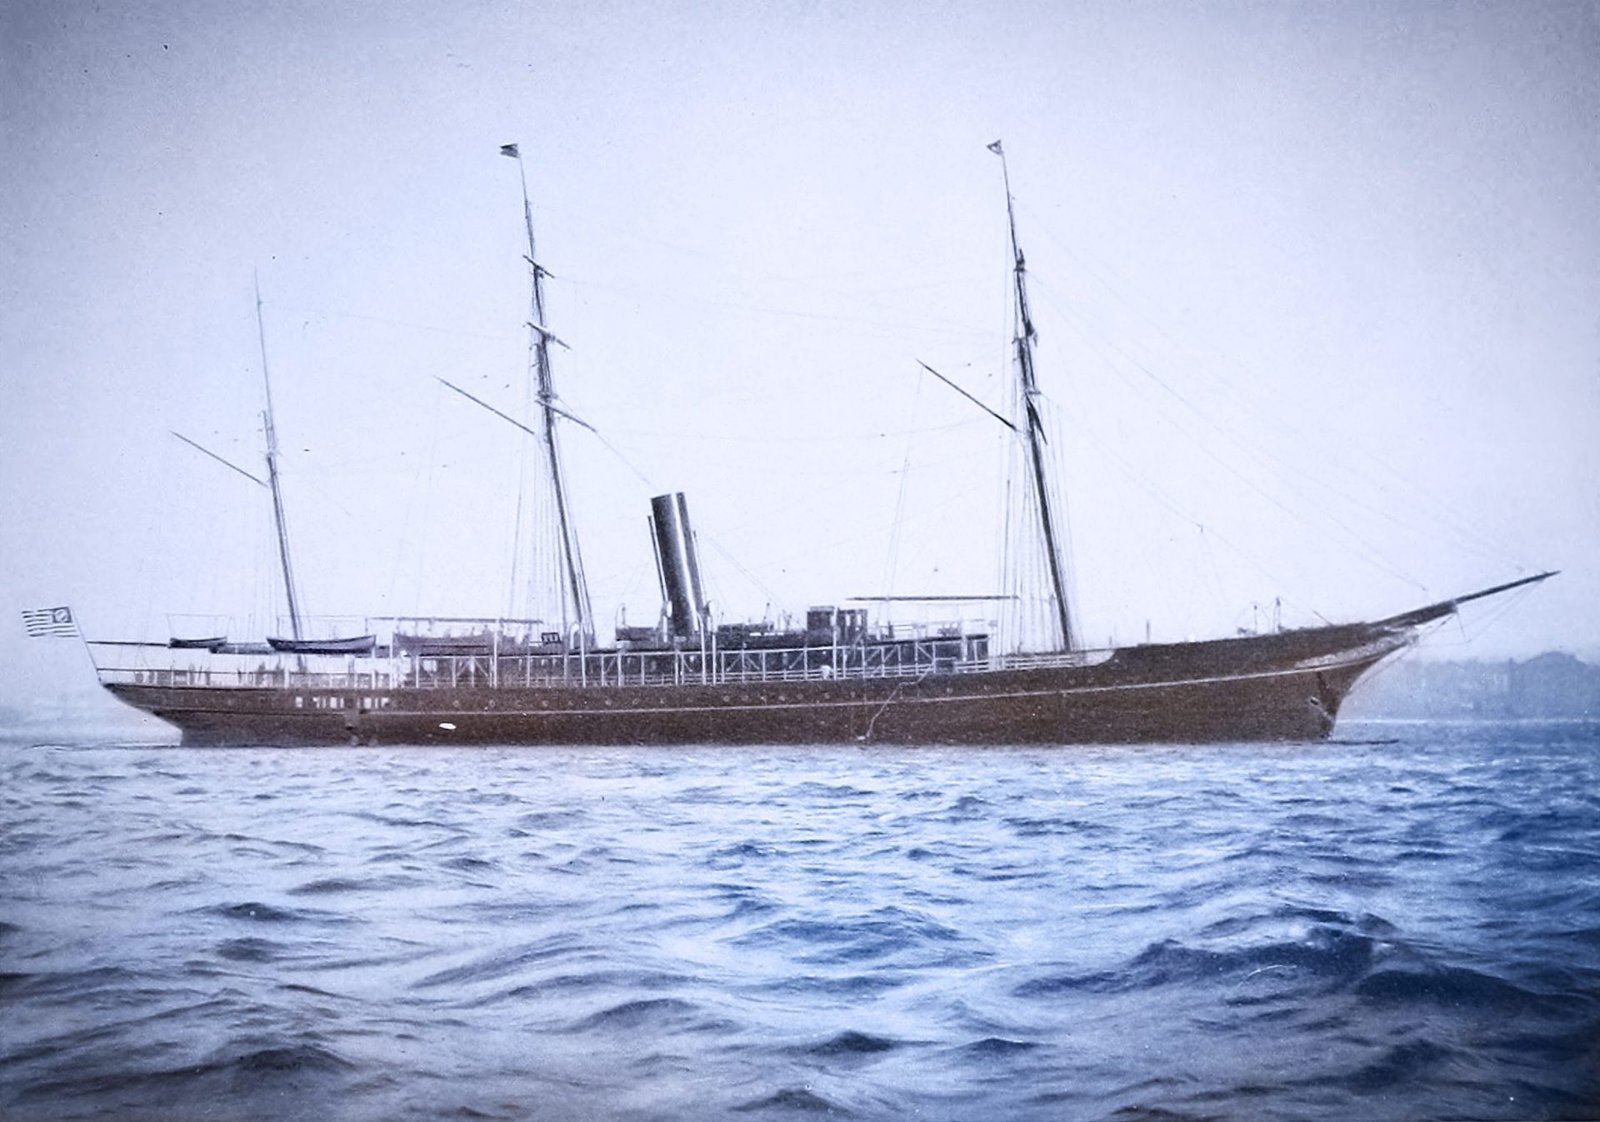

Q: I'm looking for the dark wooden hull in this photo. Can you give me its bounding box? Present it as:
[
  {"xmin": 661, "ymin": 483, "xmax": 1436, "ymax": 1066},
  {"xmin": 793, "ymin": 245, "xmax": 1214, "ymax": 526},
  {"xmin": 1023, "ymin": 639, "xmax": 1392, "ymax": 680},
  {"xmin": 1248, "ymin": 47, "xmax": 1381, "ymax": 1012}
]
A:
[{"xmin": 103, "ymin": 624, "xmax": 1407, "ymax": 747}]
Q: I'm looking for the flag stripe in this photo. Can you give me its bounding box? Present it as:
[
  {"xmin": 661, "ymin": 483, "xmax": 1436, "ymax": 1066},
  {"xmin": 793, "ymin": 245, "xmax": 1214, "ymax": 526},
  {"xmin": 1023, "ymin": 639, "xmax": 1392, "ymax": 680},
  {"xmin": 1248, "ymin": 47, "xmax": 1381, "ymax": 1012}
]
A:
[{"xmin": 22, "ymin": 606, "xmax": 77, "ymax": 638}]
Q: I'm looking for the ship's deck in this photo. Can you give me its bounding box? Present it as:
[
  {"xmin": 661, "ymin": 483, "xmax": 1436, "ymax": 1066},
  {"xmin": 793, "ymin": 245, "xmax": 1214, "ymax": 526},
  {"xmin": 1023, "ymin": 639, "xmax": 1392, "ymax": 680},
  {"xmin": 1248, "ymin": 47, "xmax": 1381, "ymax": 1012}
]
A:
[{"xmin": 92, "ymin": 631, "xmax": 1116, "ymax": 692}]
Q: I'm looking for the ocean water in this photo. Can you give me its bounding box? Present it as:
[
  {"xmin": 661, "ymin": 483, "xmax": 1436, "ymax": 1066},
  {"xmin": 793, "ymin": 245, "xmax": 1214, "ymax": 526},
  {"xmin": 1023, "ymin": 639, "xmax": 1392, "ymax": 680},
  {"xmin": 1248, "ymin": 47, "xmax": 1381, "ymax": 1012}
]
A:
[{"xmin": 2, "ymin": 722, "xmax": 1598, "ymax": 1122}]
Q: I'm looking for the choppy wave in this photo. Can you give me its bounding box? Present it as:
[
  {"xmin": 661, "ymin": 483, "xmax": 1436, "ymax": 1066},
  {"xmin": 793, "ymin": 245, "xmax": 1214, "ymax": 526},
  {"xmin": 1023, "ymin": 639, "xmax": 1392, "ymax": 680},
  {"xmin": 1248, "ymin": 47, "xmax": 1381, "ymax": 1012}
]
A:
[{"xmin": 2, "ymin": 722, "xmax": 1598, "ymax": 1120}]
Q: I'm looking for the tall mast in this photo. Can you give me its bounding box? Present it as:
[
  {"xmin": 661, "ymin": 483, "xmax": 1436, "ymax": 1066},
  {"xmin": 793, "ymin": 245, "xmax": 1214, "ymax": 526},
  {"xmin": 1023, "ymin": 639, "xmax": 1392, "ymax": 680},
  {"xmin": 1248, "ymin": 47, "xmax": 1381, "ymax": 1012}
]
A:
[
  {"xmin": 501, "ymin": 144, "xmax": 594, "ymax": 647},
  {"xmin": 255, "ymin": 276, "xmax": 304, "ymax": 641},
  {"xmin": 989, "ymin": 140, "xmax": 1077, "ymax": 651}
]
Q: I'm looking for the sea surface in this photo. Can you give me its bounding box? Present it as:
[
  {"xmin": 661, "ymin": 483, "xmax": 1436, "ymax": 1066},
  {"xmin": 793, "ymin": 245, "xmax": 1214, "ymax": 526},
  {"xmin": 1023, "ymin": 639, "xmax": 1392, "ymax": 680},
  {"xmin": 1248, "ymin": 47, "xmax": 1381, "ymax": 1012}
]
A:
[{"xmin": 2, "ymin": 721, "xmax": 1598, "ymax": 1121}]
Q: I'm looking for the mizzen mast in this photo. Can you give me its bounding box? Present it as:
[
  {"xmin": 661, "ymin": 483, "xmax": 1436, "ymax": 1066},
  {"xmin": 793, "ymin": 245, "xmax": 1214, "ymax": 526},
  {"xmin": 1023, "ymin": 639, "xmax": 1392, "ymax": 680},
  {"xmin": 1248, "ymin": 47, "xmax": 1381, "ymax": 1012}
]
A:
[
  {"xmin": 255, "ymin": 275, "xmax": 304, "ymax": 642},
  {"xmin": 989, "ymin": 140, "xmax": 1077, "ymax": 651},
  {"xmin": 500, "ymin": 144, "xmax": 595, "ymax": 648}
]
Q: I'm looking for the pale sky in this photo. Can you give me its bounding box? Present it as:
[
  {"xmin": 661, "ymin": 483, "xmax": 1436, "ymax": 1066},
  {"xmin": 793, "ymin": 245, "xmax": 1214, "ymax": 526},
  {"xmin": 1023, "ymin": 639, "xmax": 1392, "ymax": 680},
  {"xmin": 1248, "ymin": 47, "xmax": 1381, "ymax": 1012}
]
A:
[{"xmin": 3, "ymin": 0, "xmax": 1597, "ymax": 709}]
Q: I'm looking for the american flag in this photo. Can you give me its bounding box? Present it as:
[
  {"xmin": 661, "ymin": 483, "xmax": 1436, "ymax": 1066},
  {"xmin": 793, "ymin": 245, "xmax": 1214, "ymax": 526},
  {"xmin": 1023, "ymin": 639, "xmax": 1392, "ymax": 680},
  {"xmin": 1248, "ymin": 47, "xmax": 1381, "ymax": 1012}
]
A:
[{"xmin": 22, "ymin": 606, "xmax": 76, "ymax": 638}]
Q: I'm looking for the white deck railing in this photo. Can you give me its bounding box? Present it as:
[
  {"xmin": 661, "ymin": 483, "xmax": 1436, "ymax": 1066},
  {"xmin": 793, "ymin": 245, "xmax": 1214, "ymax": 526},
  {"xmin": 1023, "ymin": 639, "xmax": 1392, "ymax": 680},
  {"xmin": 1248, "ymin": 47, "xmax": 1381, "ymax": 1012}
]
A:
[{"xmin": 86, "ymin": 635, "xmax": 1045, "ymax": 692}]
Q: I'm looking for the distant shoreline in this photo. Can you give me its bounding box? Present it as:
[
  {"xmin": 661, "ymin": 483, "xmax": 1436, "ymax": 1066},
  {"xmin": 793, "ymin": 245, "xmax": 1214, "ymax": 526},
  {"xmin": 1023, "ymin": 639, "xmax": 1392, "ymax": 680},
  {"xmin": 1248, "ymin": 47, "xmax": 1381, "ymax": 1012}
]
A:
[{"xmin": 1342, "ymin": 651, "xmax": 1598, "ymax": 720}]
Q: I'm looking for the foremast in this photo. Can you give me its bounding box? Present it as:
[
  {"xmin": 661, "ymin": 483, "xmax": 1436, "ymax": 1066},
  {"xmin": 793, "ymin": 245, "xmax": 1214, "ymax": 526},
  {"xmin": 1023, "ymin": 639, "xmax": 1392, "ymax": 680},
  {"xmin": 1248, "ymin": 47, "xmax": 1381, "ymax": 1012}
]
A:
[
  {"xmin": 501, "ymin": 144, "xmax": 595, "ymax": 649},
  {"xmin": 990, "ymin": 140, "xmax": 1077, "ymax": 652}
]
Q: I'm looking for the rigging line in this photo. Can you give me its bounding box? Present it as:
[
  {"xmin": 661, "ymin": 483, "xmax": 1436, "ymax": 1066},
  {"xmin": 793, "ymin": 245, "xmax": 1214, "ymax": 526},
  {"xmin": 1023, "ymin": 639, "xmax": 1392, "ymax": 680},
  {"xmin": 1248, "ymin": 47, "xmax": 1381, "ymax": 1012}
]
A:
[
  {"xmin": 560, "ymin": 272, "xmax": 993, "ymax": 340},
  {"xmin": 1421, "ymin": 595, "xmax": 1512, "ymax": 650},
  {"xmin": 170, "ymin": 432, "xmax": 267, "ymax": 488},
  {"xmin": 264, "ymin": 301, "xmax": 517, "ymax": 342},
  {"xmin": 506, "ymin": 419, "xmax": 533, "ymax": 623},
  {"xmin": 1014, "ymin": 196, "xmax": 1267, "ymax": 399},
  {"xmin": 1023, "ymin": 198, "xmax": 1444, "ymax": 515},
  {"xmin": 389, "ymin": 379, "xmax": 447, "ymax": 620},
  {"xmin": 1033, "ymin": 276, "xmax": 1519, "ymax": 573},
  {"xmin": 883, "ymin": 367, "xmax": 926, "ymax": 601},
  {"xmin": 740, "ymin": 498, "xmax": 980, "ymax": 586},
  {"xmin": 587, "ymin": 423, "xmax": 994, "ymax": 484},
  {"xmin": 1059, "ymin": 396, "xmax": 1335, "ymax": 625},
  {"xmin": 561, "ymin": 411, "xmax": 790, "ymax": 612},
  {"xmin": 613, "ymin": 558, "xmax": 653, "ymax": 613},
  {"xmin": 1016, "ymin": 208, "xmax": 1527, "ymax": 570},
  {"xmin": 1013, "ymin": 195, "xmax": 1345, "ymax": 432},
  {"xmin": 506, "ymin": 294, "xmax": 544, "ymax": 624},
  {"xmin": 916, "ymin": 361, "xmax": 1016, "ymax": 431},
  {"xmin": 694, "ymin": 531, "xmax": 786, "ymax": 612},
  {"xmin": 1040, "ymin": 400, "xmax": 1083, "ymax": 627},
  {"xmin": 1197, "ymin": 526, "xmax": 1233, "ymax": 626},
  {"xmin": 1447, "ymin": 589, "xmax": 1540, "ymax": 646},
  {"xmin": 1017, "ymin": 206, "xmax": 1416, "ymax": 526},
  {"xmin": 567, "ymin": 219, "xmax": 965, "ymax": 290},
  {"xmin": 518, "ymin": 392, "xmax": 797, "ymax": 615},
  {"xmin": 1036, "ymin": 291, "xmax": 1429, "ymax": 592},
  {"xmin": 578, "ymin": 426, "xmax": 656, "ymax": 492},
  {"xmin": 1033, "ymin": 276, "xmax": 1374, "ymax": 512},
  {"xmin": 859, "ymin": 663, "xmax": 938, "ymax": 743},
  {"xmin": 438, "ymin": 377, "xmax": 596, "ymax": 438},
  {"xmin": 993, "ymin": 226, "xmax": 1023, "ymax": 652},
  {"xmin": 605, "ymin": 416, "xmax": 987, "ymax": 446},
  {"xmin": 882, "ymin": 446, "xmax": 1007, "ymax": 475}
]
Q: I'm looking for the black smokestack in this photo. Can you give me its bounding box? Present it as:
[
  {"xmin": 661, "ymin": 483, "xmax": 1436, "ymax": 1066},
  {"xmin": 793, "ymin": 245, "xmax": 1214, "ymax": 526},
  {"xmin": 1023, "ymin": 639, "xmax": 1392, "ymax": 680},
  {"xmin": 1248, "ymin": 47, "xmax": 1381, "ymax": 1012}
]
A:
[{"xmin": 650, "ymin": 492, "xmax": 705, "ymax": 638}]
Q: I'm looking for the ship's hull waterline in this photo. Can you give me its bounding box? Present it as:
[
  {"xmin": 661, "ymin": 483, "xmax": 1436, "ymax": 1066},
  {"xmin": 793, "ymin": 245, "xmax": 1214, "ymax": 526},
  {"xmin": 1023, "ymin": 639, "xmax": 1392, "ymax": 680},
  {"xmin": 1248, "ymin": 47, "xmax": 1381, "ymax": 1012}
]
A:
[{"xmin": 103, "ymin": 627, "xmax": 1404, "ymax": 747}]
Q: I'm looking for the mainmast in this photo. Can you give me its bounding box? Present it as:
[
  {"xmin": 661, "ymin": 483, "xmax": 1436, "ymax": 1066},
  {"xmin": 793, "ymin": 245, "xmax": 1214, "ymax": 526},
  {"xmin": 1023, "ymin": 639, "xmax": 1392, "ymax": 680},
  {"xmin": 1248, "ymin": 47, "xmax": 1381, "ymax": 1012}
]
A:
[
  {"xmin": 255, "ymin": 277, "xmax": 304, "ymax": 641},
  {"xmin": 989, "ymin": 140, "xmax": 1077, "ymax": 651},
  {"xmin": 500, "ymin": 144, "xmax": 594, "ymax": 648}
]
